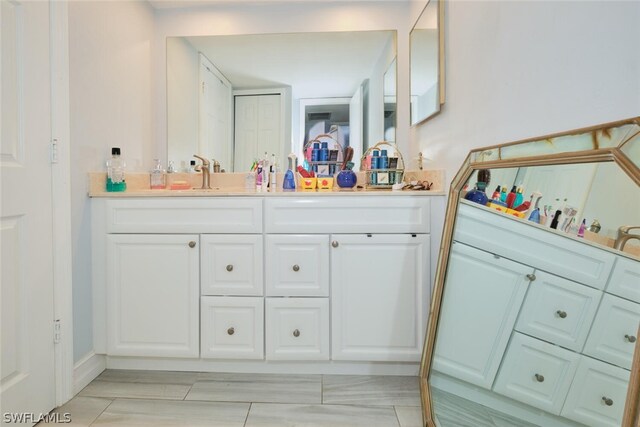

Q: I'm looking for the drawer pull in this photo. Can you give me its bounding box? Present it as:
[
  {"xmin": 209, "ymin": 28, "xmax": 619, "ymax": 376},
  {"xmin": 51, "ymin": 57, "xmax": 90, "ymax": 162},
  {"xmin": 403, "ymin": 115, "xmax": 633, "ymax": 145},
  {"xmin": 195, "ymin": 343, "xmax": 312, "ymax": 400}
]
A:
[
  {"xmin": 226, "ymin": 264, "xmax": 233, "ymax": 272},
  {"xmin": 556, "ymin": 310, "xmax": 567, "ymax": 319},
  {"xmin": 331, "ymin": 241, "xmax": 339, "ymax": 248},
  {"xmin": 293, "ymin": 329, "xmax": 300, "ymax": 337},
  {"xmin": 188, "ymin": 241, "xmax": 196, "ymax": 248},
  {"xmin": 526, "ymin": 273, "xmax": 536, "ymax": 281},
  {"xmin": 292, "ymin": 264, "xmax": 300, "ymax": 272},
  {"xmin": 534, "ymin": 374, "xmax": 545, "ymax": 383},
  {"xmin": 227, "ymin": 327, "xmax": 235, "ymax": 335},
  {"xmin": 602, "ymin": 397, "xmax": 614, "ymax": 406},
  {"xmin": 625, "ymin": 334, "xmax": 637, "ymax": 343}
]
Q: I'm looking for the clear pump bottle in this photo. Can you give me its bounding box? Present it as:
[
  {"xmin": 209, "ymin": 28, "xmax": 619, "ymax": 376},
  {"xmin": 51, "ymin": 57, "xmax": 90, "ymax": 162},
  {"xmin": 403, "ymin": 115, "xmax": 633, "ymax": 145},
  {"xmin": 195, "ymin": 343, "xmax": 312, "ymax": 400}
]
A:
[{"xmin": 150, "ymin": 159, "xmax": 166, "ymax": 189}]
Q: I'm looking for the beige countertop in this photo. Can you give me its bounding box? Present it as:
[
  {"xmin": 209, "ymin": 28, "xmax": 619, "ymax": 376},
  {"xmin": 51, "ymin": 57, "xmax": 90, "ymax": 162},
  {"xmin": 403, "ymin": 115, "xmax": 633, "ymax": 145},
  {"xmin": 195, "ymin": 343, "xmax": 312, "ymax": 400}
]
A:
[{"xmin": 89, "ymin": 170, "xmax": 447, "ymax": 197}]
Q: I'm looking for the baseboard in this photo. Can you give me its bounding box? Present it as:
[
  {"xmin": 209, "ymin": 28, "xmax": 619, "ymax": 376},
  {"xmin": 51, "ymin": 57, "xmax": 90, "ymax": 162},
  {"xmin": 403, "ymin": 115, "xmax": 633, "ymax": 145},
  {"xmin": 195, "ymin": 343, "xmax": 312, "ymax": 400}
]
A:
[{"xmin": 73, "ymin": 352, "xmax": 106, "ymax": 395}]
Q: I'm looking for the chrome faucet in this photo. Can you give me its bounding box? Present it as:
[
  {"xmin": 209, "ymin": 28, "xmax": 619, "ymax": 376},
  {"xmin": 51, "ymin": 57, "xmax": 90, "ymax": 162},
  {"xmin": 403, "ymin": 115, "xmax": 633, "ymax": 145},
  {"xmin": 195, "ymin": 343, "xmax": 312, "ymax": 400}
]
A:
[
  {"xmin": 193, "ymin": 155, "xmax": 211, "ymax": 189},
  {"xmin": 613, "ymin": 225, "xmax": 640, "ymax": 250}
]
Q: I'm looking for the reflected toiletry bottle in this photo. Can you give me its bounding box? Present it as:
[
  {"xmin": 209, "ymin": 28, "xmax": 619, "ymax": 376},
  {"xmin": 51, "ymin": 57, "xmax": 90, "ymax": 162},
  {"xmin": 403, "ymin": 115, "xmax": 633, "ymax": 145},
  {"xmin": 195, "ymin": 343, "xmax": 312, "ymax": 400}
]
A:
[
  {"xmin": 514, "ymin": 187, "xmax": 524, "ymax": 209},
  {"xmin": 167, "ymin": 160, "xmax": 176, "ymax": 173},
  {"xmin": 550, "ymin": 210, "xmax": 562, "ymax": 229},
  {"xmin": 505, "ymin": 185, "xmax": 517, "ymax": 209},
  {"xmin": 464, "ymin": 182, "xmax": 489, "ymax": 206},
  {"xmin": 528, "ymin": 208, "xmax": 540, "ymax": 224},
  {"xmin": 106, "ymin": 147, "xmax": 126, "ymax": 192},
  {"xmin": 491, "ymin": 186, "xmax": 501, "ymax": 200},
  {"xmin": 188, "ymin": 160, "xmax": 197, "ymax": 173},
  {"xmin": 150, "ymin": 158, "xmax": 166, "ymax": 190},
  {"xmin": 371, "ymin": 150, "xmax": 380, "ymax": 184},
  {"xmin": 499, "ymin": 186, "xmax": 508, "ymax": 203},
  {"xmin": 578, "ymin": 219, "xmax": 586, "ymax": 237}
]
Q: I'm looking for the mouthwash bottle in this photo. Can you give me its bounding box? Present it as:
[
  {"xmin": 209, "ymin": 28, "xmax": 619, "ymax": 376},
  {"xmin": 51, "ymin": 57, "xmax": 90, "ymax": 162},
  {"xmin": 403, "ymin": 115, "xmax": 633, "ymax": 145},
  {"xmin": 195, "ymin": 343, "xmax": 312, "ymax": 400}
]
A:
[{"xmin": 106, "ymin": 147, "xmax": 126, "ymax": 192}]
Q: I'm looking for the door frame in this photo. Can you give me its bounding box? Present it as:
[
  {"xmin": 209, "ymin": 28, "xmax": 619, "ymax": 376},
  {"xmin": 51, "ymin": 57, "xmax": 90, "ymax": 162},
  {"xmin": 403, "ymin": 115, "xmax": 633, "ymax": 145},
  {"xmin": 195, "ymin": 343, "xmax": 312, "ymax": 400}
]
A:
[
  {"xmin": 298, "ymin": 97, "xmax": 351, "ymax": 162},
  {"xmin": 50, "ymin": 0, "xmax": 75, "ymax": 406}
]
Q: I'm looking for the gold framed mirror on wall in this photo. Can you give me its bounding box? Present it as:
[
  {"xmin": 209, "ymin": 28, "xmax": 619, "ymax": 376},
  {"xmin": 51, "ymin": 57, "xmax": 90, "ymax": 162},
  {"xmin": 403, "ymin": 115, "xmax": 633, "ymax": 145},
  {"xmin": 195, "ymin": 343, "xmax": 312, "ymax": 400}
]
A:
[{"xmin": 419, "ymin": 118, "xmax": 640, "ymax": 427}]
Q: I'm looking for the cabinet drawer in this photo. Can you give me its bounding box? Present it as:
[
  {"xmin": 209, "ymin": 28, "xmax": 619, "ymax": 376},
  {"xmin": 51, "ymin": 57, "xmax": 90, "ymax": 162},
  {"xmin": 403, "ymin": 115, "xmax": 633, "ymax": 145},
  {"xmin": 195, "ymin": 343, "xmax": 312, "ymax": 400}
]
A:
[
  {"xmin": 515, "ymin": 271, "xmax": 601, "ymax": 352},
  {"xmin": 606, "ymin": 256, "xmax": 640, "ymax": 304},
  {"xmin": 265, "ymin": 197, "xmax": 430, "ymax": 234},
  {"xmin": 201, "ymin": 235, "xmax": 263, "ymax": 296},
  {"xmin": 454, "ymin": 202, "xmax": 615, "ymax": 289},
  {"xmin": 105, "ymin": 198, "xmax": 262, "ymax": 233},
  {"xmin": 201, "ymin": 296, "xmax": 264, "ymax": 359},
  {"xmin": 493, "ymin": 333, "xmax": 580, "ymax": 414},
  {"xmin": 561, "ymin": 356, "xmax": 631, "ymax": 427},
  {"xmin": 583, "ymin": 293, "xmax": 640, "ymax": 369},
  {"xmin": 265, "ymin": 298, "xmax": 329, "ymax": 360},
  {"xmin": 265, "ymin": 235, "xmax": 329, "ymax": 296}
]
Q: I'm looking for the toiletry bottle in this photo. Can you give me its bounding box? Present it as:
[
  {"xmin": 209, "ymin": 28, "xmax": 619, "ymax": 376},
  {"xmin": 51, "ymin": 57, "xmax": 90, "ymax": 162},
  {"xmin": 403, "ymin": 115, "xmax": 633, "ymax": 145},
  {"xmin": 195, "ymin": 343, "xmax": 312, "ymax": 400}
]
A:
[
  {"xmin": 464, "ymin": 181, "xmax": 489, "ymax": 206},
  {"xmin": 149, "ymin": 158, "xmax": 166, "ymax": 190},
  {"xmin": 491, "ymin": 186, "xmax": 501, "ymax": 200},
  {"xmin": 528, "ymin": 208, "xmax": 540, "ymax": 224},
  {"xmin": 514, "ymin": 187, "xmax": 524, "ymax": 209},
  {"xmin": 550, "ymin": 210, "xmax": 562, "ymax": 229},
  {"xmin": 167, "ymin": 160, "xmax": 176, "ymax": 173},
  {"xmin": 270, "ymin": 153, "xmax": 277, "ymax": 191},
  {"xmin": 188, "ymin": 160, "xmax": 197, "ymax": 173},
  {"xmin": 578, "ymin": 219, "xmax": 586, "ymax": 237},
  {"xmin": 106, "ymin": 147, "xmax": 126, "ymax": 192},
  {"xmin": 499, "ymin": 187, "xmax": 508, "ymax": 203},
  {"xmin": 256, "ymin": 162, "xmax": 263, "ymax": 190},
  {"xmin": 505, "ymin": 185, "xmax": 517, "ymax": 209},
  {"xmin": 371, "ymin": 150, "xmax": 380, "ymax": 184},
  {"xmin": 283, "ymin": 153, "xmax": 296, "ymax": 190}
]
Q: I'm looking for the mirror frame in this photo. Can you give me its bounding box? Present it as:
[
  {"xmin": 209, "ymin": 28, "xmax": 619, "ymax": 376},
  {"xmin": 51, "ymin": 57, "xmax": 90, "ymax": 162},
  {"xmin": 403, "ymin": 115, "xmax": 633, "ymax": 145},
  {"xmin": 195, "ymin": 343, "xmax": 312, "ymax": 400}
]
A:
[
  {"xmin": 410, "ymin": 0, "xmax": 445, "ymax": 126},
  {"xmin": 419, "ymin": 117, "xmax": 640, "ymax": 427}
]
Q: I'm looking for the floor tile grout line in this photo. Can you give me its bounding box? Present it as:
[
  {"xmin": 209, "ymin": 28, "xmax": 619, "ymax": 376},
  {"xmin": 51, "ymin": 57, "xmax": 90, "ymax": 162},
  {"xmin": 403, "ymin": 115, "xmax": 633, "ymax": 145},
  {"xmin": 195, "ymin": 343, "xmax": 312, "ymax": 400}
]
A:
[
  {"xmin": 321, "ymin": 374, "xmax": 324, "ymax": 405},
  {"xmin": 392, "ymin": 406, "xmax": 403, "ymax": 427},
  {"xmin": 243, "ymin": 402, "xmax": 252, "ymax": 427},
  {"xmin": 87, "ymin": 397, "xmax": 115, "ymax": 427}
]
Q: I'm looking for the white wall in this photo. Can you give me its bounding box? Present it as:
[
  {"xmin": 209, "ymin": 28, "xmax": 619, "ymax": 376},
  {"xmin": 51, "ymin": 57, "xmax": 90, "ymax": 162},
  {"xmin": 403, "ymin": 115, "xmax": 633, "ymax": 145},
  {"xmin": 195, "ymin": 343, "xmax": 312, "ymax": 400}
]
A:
[
  {"xmin": 412, "ymin": 0, "xmax": 640, "ymax": 186},
  {"xmin": 69, "ymin": 0, "xmax": 155, "ymax": 362}
]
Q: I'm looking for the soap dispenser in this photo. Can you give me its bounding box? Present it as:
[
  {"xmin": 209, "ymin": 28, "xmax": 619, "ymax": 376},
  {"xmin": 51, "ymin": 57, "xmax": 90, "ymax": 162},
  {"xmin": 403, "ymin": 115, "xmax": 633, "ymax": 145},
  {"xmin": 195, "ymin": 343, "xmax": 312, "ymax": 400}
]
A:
[
  {"xmin": 106, "ymin": 147, "xmax": 126, "ymax": 192},
  {"xmin": 283, "ymin": 153, "xmax": 297, "ymax": 191}
]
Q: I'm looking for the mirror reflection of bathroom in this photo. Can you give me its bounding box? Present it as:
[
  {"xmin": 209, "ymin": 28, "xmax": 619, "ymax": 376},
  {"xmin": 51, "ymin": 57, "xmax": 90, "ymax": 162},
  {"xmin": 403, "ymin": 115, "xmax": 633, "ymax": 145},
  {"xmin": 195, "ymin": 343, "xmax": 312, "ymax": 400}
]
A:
[
  {"xmin": 166, "ymin": 31, "xmax": 396, "ymax": 173},
  {"xmin": 462, "ymin": 163, "xmax": 640, "ymax": 257}
]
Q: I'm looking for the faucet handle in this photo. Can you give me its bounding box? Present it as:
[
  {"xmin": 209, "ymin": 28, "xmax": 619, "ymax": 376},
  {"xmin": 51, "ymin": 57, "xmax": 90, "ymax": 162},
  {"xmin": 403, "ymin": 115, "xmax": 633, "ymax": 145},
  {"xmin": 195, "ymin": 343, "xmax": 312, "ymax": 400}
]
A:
[{"xmin": 193, "ymin": 154, "xmax": 210, "ymax": 168}]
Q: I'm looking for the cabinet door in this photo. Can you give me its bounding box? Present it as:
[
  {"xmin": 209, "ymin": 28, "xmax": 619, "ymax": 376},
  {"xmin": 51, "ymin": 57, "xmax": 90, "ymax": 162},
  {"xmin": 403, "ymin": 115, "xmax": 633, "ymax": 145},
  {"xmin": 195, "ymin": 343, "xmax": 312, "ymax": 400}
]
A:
[
  {"xmin": 265, "ymin": 298, "xmax": 329, "ymax": 360},
  {"xmin": 331, "ymin": 234, "xmax": 429, "ymax": 362},
  {"xmin": 201, "ymin": 234, "xmax": 263, "ymax": 296},
  {"xmin": 561, "ymin": 356, "xmax": 630, "ymax": 427},
  {"xmin": 583, "ymin": 293, "xmax": 640, "ymax": 369},
  {"xmin": 265, "ymin": 235, "xmax": 329, "ymax": 296},
  {"xmin": 493, "ymin": 333, "xmax": 579, "ymax": 415},
  {"xmin": 432, "ymin": 242, "xmax": 533, "ymax": 389},
  {"xmin": 201, "ymin": 296, "xmax": 264, "ymax": 359},
  {"xmin": 107, "ymin": 234, "xmax": 199, "ymax": 357},
  {"xmin": 515, "ymin": 271, "xmax": 602, "ymax": 352}
]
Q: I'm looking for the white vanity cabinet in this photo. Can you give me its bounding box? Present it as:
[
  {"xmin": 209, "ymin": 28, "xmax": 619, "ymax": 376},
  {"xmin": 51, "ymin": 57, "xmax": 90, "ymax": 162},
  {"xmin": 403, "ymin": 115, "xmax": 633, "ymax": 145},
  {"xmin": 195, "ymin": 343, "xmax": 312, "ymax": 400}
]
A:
[
  {"xmin": 330, "ymin": 233, "xmax": 429, "ymax": 362},
  {"xmin": 106, "ymin": 234, "xmax": 200, "ymax": 357},
  {"xmin": 93, "ymin": 195, "xmax": 440, "ymax": 372},
  {"xmin": 432, "ymin": 242, "xmax": 533, "ymax": 388}
]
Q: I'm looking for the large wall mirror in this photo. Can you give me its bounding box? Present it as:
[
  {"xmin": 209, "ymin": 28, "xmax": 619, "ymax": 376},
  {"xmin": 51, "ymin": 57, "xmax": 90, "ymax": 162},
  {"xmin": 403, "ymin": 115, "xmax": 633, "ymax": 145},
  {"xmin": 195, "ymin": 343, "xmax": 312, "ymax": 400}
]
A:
[
  {"xmin": 410, "ymin": 0, "xmax": 444, "ymax": 126},
  {"xmin": 166, "ymin": 31, "xmax": 396, "ymax": 173},
  {"xmin": 420, "ymin": 118, "xmax": 640, "ymax": 427}
]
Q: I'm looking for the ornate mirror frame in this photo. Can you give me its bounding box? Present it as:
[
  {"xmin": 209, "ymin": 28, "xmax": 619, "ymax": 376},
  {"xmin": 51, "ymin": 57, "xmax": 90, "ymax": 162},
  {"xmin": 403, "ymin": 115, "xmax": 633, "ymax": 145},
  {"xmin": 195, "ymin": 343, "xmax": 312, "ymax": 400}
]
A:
[{"xmin": 419, "ymin": 117, "xmax": 640, "ymax": 427}]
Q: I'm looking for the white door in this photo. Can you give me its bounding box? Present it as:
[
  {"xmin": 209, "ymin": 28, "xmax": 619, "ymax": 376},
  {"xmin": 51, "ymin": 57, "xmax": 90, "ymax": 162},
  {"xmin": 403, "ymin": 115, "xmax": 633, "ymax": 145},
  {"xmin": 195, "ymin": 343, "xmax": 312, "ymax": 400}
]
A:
[
  {"xmin": 234, "ymin": 94, "xmax": 281, "ymax": 171},
  {"xmin": 199, "ymin": 54, "xmax": 232, "ymax": 171},
  {"xmin": 349, "ymin": 86, "xmax": 363, "ymax": 170},
  {"xmin": 1, "ymin": 0, "xmax": 57, "ymax": 421},
  {"xmin": 331, "ymin": 234, "xmax": 429, "ymax": 362}
]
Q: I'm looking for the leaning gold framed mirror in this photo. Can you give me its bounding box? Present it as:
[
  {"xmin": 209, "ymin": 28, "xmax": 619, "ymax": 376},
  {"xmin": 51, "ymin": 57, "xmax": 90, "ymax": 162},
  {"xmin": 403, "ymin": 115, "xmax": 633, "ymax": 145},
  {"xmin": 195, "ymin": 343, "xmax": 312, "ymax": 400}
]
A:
[{"xmin": 420, "ymin": 117, "xmax": 640, "ymax": 427}]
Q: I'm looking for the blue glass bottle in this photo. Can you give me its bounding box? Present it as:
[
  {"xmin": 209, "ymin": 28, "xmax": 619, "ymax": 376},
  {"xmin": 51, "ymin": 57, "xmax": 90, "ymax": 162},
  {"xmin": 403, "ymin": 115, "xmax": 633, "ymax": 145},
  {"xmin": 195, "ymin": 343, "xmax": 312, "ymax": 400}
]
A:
[{"xmin": 464, "ymin": 182, "xmax": 489, "ymax": 205}]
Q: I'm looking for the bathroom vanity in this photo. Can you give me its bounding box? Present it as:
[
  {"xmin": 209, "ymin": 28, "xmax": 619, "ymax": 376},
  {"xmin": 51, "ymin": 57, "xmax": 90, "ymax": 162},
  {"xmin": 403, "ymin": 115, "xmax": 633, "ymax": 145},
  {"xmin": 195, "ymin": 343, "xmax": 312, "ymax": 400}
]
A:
[{"xmin": 91, "ymin": 190, "xmax": 445, "ymax": 374}]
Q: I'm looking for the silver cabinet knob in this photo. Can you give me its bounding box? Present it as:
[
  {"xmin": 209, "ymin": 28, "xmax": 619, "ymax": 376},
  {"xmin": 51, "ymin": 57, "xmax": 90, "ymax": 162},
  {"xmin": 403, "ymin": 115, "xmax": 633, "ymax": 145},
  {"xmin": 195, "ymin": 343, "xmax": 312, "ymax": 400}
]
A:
[
  {"xmin": 292, "ymin": 264, "xmax": 300, "ymax": 272},
  {"xmin": 226, "ymin": 264, "xmax": 233, "ymax": 272},
  {"xmin": 526, "ymin": 273, "xmax": 536, "ymax": 281},
  {"xmin": 534, "ymin": 374, "xmax": 544, "ymax": 383},
  {"xmin": 331, "ymin": 241, "xmax": 339, "ymax": 248},
  {"xmin": 556, "ymin": 310, "xmax": 567, "ymax": 319},
  {"xmin": 625, "ymin": 334, "xmax": 637, "ymax": 343},
  {"xmin": 227, "ymin": 327, "xmax": 235, "ymax": 335},
  {"xmin": 602, "ymin": 396, "xmax": 613, "ymax": 406},
  {"xmin": 188, "ymin": 241, "xmax": 196, "ymax": 248},
  {"xmin": 293, "ymin": 329, "xmax": 300, "ymax": 337}
]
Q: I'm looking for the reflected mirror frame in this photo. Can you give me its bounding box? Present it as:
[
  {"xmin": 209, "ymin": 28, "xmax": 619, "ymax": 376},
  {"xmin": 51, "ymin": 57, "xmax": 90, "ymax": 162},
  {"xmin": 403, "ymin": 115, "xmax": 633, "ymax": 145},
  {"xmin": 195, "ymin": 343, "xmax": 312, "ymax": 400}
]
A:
[
  {"xmin": 419, "ymin": 117, "xmax": 640, "ymax": 427},
  {"xmin": 409, "ymin": 0, "xmax": 445, "ymax": 127}
]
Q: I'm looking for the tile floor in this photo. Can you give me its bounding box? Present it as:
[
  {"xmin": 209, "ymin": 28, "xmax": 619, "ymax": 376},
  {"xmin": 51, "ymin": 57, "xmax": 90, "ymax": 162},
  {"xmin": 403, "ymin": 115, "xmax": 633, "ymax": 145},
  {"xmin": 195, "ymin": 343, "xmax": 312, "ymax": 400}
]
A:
[{"xmin": 49, "ymin": 370, "xmax": 423, "ymax": 426}]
